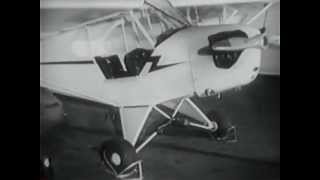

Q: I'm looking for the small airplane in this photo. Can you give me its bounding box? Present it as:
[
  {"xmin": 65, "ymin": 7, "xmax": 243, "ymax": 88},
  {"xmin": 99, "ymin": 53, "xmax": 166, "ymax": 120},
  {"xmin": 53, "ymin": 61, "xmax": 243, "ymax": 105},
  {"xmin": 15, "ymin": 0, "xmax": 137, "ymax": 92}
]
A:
[{"xmin": 40, "ymin": 0, "xmax": 280, "ymax": 179}]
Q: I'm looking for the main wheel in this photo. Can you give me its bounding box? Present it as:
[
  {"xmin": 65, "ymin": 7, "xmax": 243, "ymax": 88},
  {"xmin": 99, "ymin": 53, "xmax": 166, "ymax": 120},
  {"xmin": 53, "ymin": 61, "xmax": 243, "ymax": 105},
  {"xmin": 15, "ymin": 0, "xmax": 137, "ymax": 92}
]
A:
[
  {"xmin": 99, "ymin": 138, "xmax": 139, "ymax": 176},
  {"xmin": 207, "ymin": 110, "xmax": 237, "ymax": 142},
  {"xmin": 40, "ymin": 156, "xmax": 54, "ymax": 180}
]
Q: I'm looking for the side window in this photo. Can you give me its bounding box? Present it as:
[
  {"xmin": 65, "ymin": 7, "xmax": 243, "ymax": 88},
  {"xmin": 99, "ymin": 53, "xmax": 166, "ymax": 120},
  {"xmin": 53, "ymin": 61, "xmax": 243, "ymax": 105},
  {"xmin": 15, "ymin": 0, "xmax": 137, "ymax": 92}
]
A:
[
  {"xmin": 124, "ymin": 48, "xmax": 153, "ymax": 76},
  {"xmin": 95, "ymin": 55, "xmax": 129, "ymax": 79},
  {"xmin": 95, "ymin": 48, "xmax": 156, "ymax": 79}
]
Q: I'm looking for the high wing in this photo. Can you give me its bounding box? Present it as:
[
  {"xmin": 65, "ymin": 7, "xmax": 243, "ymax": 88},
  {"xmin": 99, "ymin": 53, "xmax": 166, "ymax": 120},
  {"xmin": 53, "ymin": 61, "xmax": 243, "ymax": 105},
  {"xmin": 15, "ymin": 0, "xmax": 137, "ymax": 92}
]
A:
[
  {"xmin": 168, "ymin": 0, "xmax": 280, "ymax": 47},
  {"xmin": 40, "ymin": 0, "xmax": 279, "ymax": 9},
  {"xmin": 170, "ymin": 0, "xmax": 279, "ymax": 7},
  {"xmin": 145, "ymin": 0, "xmax": 190, "ymax": 26},
  {"xmin": 40, "ymin": 0, "xmax": 189, "ymax": 36},
  {"xmin": 40, "ymin": 0, "xmax": 144, "ymax": 9}
]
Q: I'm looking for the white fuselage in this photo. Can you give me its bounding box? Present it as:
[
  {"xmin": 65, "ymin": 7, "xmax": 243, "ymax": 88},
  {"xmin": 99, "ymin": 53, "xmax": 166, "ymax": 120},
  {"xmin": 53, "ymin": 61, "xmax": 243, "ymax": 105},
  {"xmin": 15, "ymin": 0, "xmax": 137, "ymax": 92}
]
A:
[{"xmin": 40, "ymin": 24, "xmax": 261, "ymax": 107}]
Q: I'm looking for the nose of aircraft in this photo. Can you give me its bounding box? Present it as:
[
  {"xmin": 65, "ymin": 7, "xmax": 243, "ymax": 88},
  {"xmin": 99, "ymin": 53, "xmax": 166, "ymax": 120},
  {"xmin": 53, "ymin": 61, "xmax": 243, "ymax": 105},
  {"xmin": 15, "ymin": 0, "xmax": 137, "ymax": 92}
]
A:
[{"xmin": 189, "ymin": 25, "xmax": 262, "ymax": 96}]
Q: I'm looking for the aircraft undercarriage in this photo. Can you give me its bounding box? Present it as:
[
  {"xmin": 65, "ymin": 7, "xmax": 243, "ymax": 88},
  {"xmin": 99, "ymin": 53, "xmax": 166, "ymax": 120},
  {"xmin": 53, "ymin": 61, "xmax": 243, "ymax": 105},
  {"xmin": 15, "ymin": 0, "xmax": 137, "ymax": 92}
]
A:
[{"xmin": 99, "ymin": 97, "xmax": 237, "ymax": 180}]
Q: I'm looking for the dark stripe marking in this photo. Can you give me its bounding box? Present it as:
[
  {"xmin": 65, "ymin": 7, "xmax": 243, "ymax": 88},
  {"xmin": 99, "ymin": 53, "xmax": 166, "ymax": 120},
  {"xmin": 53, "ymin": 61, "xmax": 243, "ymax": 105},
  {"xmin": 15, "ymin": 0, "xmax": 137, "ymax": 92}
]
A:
[
  {"xmin": 123, "ymin": 105, "xmax": 150, "ymax": 108},
  {"xmin": 150, "ymin": 62, "xmax": 182, "ymax": 72}
]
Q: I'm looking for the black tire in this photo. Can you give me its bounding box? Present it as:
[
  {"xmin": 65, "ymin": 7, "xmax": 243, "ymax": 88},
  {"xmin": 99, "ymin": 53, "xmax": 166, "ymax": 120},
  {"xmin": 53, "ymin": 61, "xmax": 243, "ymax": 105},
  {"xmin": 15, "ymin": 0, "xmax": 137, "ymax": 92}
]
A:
[
  {"xmin": 99, "ymin": 138, "xmax": 138, "ymax": 174},
  {"xmin": 207, "ymin": 110, "xmax": 232, "ymax": 139},
  {"xmin": 40, "ymin": 156, "xmax": 54, "ymax": 180}
]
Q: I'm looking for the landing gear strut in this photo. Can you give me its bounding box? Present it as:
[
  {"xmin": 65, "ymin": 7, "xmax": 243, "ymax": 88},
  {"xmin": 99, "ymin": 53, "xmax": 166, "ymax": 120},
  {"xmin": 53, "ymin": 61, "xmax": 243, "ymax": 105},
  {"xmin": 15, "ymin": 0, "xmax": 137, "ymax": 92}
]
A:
[
  {"xmin": 169, "ymin": 97, "xmax": 237, "ymax": 143},
  {"xmin": 172, "ymin": 110, "xmax": 237, "ymax": 143},
  {"xmin": 99, "ymin": 97, "xmax": 237, "ymax": 179},
  {"xmin": 207, "ymin": 111, "xmax": 237, "ymax": 143}
]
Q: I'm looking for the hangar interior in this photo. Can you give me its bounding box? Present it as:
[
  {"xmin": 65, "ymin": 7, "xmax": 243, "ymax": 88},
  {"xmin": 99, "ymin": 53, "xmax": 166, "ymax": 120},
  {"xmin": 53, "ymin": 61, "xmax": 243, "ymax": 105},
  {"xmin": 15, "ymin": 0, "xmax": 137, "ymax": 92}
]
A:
[{"xmin": 40, "ymin": 0, "xmax": 280, "ymax": 179}]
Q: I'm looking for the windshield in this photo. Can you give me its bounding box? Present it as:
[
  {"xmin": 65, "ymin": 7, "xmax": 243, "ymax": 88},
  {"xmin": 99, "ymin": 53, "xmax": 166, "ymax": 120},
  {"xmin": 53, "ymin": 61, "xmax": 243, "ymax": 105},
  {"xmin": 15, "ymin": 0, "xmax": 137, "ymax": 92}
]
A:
[{"xmin": 144, "ymin": 0, "xmax": 190, "ymax": 27}]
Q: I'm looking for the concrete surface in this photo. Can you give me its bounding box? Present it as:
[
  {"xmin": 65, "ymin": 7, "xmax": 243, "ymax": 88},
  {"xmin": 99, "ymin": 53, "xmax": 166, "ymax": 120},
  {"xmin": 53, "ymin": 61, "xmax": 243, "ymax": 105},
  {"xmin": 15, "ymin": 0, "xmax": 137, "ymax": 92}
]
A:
[{"xmin": 40, "ymin": 75, "xmax": 280, "ymax": 180}]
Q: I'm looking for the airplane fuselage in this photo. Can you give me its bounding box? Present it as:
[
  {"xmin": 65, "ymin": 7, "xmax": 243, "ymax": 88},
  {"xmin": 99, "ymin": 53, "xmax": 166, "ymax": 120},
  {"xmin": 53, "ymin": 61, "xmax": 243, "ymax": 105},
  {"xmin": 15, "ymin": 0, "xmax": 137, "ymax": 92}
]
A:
[{"xmin": 40, "ymin": 24, "xmax": 261, "ymax": 107}]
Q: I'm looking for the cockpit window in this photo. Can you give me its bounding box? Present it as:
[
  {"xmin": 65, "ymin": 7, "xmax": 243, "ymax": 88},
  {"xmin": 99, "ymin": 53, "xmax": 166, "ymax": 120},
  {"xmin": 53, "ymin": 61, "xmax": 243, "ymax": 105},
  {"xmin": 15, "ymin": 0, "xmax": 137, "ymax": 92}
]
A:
[
  {"xmin": 143, "ymin": 0, "xmax": 191, "ymax": 47},
  {"xmin": 95, "ymin": 55, "xmax": 128, "ymax": 79},
  {"xmin": 95, "ymin": 48, "xmax": 158, "ymax": 79},
  {"xmin": 145, "ymin": 0, "xmax": 190, "ymax": 27},
  {"xmin": 155, "ymin": 26, "xmax": 187, "ymax": 47}
]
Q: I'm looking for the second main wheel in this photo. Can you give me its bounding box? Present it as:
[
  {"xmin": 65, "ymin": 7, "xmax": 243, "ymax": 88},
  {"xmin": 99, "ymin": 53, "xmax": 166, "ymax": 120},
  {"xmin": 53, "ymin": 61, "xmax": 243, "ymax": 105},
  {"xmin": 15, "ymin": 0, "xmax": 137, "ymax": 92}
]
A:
[{"xmin": 207, "ymin": 110, "xmax": 237, "ymax": 142}]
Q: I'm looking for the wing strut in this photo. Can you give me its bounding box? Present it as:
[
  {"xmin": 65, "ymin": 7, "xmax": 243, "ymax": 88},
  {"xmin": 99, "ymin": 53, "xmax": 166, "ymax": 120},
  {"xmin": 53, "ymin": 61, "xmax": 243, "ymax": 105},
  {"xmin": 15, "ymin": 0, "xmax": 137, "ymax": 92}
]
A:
[
  {"xmin": 129, "ymin": 11, "xmax": 155, "ymax": 47},
  {"xmin": 246, "ymin": 2, "xmax": 275, "ymax": 25}
]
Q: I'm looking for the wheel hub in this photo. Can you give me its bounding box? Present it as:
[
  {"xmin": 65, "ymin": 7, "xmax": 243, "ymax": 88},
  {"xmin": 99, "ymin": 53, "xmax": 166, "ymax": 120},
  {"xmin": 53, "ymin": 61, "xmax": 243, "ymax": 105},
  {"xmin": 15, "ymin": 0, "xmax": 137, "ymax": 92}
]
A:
[{"xmin": 111, "ymin": 152, "xmax": 121, "ymax": 166}]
